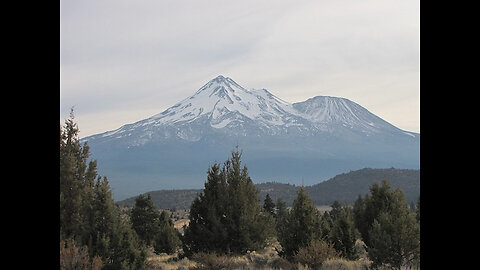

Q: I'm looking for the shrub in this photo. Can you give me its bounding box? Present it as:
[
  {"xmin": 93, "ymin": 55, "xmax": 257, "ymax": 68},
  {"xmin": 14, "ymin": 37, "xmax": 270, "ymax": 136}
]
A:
[
  {"xmin": 60, "ymin": 239, "xmax": 103, "ymax": 270},
  {"xmin": 270, "ymin": 256, "xmax": 297, "ymax": 269},
  {"xmin": 293, "ymin": 240, "xmax": 338, "ymax": 269},
  {"xmin": 190, "ymin": 252, "xmax": 234, "ymax": 270}
]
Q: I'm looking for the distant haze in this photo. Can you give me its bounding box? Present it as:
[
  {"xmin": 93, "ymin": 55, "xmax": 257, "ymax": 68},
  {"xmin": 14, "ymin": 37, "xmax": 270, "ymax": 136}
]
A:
[{"xmin": 60, "ymin": 0, "xmax": 419, "ymax": 138}]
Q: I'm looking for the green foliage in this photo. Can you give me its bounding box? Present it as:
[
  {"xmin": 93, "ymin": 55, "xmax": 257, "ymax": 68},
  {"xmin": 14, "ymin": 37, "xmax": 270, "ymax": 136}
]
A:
[
  {"xmin": 354, "ymin": 180, "xmax": 420, "ymax": 269},
  {"xmin": 329, "ymin": 207, "xmax": 359, "ymax": 260},
  {"xmin": 60, "ymin": 110, "xmax": 146, "ymax": 269},
  {"xmin": 368, "ymin": 207, "xmax": 420, "ymax": 269},
  {"xmin": 415, "ymin": 196, "xmax": 420, "ymax": 222},
  {"xmin": 277, "ymin": 187, "xmax": 322, "ymax": 260},
  {"xmin": 274, "ymin": 198, "xmax": 288, "ymax": 240},
  {"xmin": 117, "ymin": 168, "xmax": 420, "ymax": 211},
  {"xmin": 307, "ymin": 168, "xmax": 420, "ymax": 205},
  {"xmin": 183, "ymin": 150, "xmax": 275, "ymax": 256},
  {"xmin": 130, "ymin": 194, "xmax": 162, "ymax": 246},
  {"xmin": 263, "ymin": 193, "xmax": 276, "ymax": 217},
  {"xmin": 153, "ymin": 211, "xmax": 182, "ymax": 254},
  {"xmin": 130, "ymin": 194, "xmax": 181, "ymax": 255}
]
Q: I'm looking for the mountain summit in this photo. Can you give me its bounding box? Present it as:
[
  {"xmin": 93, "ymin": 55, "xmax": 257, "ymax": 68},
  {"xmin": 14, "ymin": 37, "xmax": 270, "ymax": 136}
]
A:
[
  {"xmin": 83, "ymin": 76, "xmax": 419, "ymax": 200},
  {"xmin": 147, "ymin": 75, "xmax": 298, "ymax": 129}
]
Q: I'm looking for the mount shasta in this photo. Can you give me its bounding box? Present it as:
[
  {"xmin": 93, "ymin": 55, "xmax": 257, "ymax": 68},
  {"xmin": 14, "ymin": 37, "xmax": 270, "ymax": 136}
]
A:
[{"xmin": 82, "ymin": 75, "xmax": 420, "ymax": 201}]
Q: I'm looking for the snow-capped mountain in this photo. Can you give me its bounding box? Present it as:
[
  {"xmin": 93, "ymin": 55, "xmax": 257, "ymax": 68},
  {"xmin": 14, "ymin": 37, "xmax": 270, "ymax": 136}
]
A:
[
  {"xmin": 83, "ymin": 75, "xmax": 419, "ymax": 201},
  {"xmin": 87, "ymin": 75, "xmax": 416, "ymax": 145}
]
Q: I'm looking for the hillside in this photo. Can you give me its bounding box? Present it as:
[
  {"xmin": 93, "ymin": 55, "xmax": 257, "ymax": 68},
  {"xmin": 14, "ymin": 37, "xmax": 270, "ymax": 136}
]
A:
[
  {"xmin": 117, "ymin": 168, "xmax": 419, "ymax": 209},
  {"xmin": 307, "ymin": 167, "xmax": 420, "ymax": 205},
  {"xmin": 82, "ymin": 75, "xmax": 419, "ymax": 201}
]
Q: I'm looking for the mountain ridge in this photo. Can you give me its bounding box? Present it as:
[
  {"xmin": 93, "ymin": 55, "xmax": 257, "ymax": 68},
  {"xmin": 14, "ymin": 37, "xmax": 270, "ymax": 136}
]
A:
[
  {"xmin": 82, "ymin": 75, "xmax": 418, "ymax": 144},
  {"xmin": 82, "ymin": 75, "xmax": 420, "ymax": 200},
  {"xmin": 116, "ymin": 167, "xmax": 420, "ymax": 209}
]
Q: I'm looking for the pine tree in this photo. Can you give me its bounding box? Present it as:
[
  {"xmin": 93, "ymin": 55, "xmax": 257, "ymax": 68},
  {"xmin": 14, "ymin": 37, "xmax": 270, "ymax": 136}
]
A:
[
  {"xmin": 183, "ymin": 149, "xmax": 274, "ymax": 256},
  {"xmin": 368, "ymin": 209, "xmax": 420, "ymax": 269},
  {"xmin": 130, "ymin": 194, "xmax": 161, "ymax": 246},
  {"xmin": 60, "ymin": 109, "xmax": 92, "ymax": 240},
  {"xmin": 275, "ymin": 198, "xmax": 288, "ymax": 239},
  {"xmin": 60, "ymin": 110, "xmax": 146, "ymax": 269},
  {"xmin": 278, "ymin": 187, "xmax": 322, "ymax": 260},
  {"xmin": 353, "ymin": 194, "xmax": 367, "ymax": 244},
  {"xmin": 153, "ymin": 211, "xmax": 181, "ymax": 254},
  {"xmin": 319, "ymin": 211, "xmax": 333, "ymax": 242},
  {"xmin": 329, "ymin": 200, "xmax": 342, "ymax": 221},
  {"xmin": 330, "ymin": 207, "xmax": 359, "ymax": 260},
  {"xmin": 415, "ymin": 196, "xmax": 420, "ymax": 222},
  {"xmin": 357, "ymin": 180, "xmax": 404, "ymax": 246},
  {"xmin": 263, "ymin": 194, "xmax": 276, "ymax": 217},
  {"xmin": 183, "ymin": 163, "xmax": 229, "ymax": 255},
  {"xmin": 356, "ymin": 180, "xmax": 420, "ymax": 269}
]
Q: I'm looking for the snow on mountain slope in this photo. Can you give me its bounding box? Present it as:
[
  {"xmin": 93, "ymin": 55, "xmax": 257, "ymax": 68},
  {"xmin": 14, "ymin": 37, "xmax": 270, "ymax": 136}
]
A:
[
  {"xmin": 292, "ymin": 96, "xmax": 404, "ymax": 135},
  {"xmin": 83, "ymin": 75, "xmax": 418, "ymax": 145},
  {"xmin": 145, "ymin": 75, "xmax": 302, "ymax": 128},
  {"xmin": 81, "ymin": 75, "xmax": 420, "ymax": 200}
]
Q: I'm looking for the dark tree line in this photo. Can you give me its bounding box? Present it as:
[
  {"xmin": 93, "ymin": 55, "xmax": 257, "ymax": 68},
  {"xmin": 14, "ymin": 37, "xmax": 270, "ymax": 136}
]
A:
[
  {"xmin": 182, "ymin": 150, "xmax": 420, "ymax": 269},
  {"xmin": 60, "ymin": 112, "xmax": 420, "ymax": 270},
  {"xmin": 60, "ymin": 111, "xmax": 179, "ymax": 270},
  {"xmin": 182, "ymin": 150, "xmax": 275, "ymax": 256}
]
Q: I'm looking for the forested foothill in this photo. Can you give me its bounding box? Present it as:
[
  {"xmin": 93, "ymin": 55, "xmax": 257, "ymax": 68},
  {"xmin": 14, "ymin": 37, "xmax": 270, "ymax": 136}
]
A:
[{"xmin": 60, "ymin": 112, "xmax": 420, "ymax": 270}]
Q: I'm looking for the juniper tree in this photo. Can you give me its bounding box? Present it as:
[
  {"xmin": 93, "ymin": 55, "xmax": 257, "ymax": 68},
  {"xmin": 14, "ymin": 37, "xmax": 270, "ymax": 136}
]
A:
[
  {"xmin": 130, "ymin": 194, "xmax": 161, "ymax": 246},
  {"xmin": 355, "ymin": 180, "xmax": 420, "ymax": 269},
  {"xmin": 275, "ymin": 198, "xmax": 288, "ymax": 239},
  {"xmin": 153, "ymin": 211, "xmax": 181, "ymax": 254},
  {"xmin": 60, "ymin": 110, "xmax": 146, "ymax": 269},
  {"xmin": 263, "ymin": 193, "xmax": 276, "ymax": 217},
  {"xmin": 183, "ymin": 149, "xmax": 274, "ymax": 256},
  {"xmin": 278, "ymin": 187, "xmax": 322, "ymax": 260},
  {"xmin": 330, "ymin": 207, "xmax": 359, "ymax": 260}
]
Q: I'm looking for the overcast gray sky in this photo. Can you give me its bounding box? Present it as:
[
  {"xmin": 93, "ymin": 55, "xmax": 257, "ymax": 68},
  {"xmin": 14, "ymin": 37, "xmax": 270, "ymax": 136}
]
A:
[{"xmin": 60, "ymin": 0, "xmax": 419, "ymax": 138}]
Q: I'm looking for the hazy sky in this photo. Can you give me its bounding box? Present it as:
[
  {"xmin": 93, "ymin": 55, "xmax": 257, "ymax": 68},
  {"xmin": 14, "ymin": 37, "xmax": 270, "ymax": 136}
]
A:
[{"xmin": 60, "ymin": 0, "xmax": 419, "ymax": 138}]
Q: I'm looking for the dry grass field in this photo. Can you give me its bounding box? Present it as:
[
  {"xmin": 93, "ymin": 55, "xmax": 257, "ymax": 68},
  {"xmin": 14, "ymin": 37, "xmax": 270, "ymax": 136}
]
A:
[{"xmin": 144, "ymin": 238, "xmax": 373, "ymax": 270}]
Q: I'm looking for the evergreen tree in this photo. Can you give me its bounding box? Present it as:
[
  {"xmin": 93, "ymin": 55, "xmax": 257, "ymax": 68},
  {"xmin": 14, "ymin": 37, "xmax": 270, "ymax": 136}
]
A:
[
  {"xmin": 130, "ymin": 194, "xmax": 180, "ymax": 254},
  {"xmin": 329, "ymin": 200, "xmax": 342, "ymax": 221},
  {"xmin": 263, "ymin": 193, "xmax": 276, "ymax": 217},
  {"xmin": 274, "ymin": 198, "xmax": 288, "ymax": 239},
  {"xmin": 330, "ymin": 207, "xmax": 359, "ymax": 260},
  {"xmin": 275, "ymin": 198, "xmax": 288, "ymax": 220},
  {"xmin": 353, "ymin": 194, "xmax": 368, "ymax": 246},
  {"xmin": 368, "ymin": 209, "xmax": 420, "ymax": 269},
  {"xmin": 319, "ymin": 211, "xmax": 333, "ymax": 242},
  {"xmin": 60, "ymin": 109, "xmax": 92, "ymax": 240},
  {"xmin": 355, "ymin": 180, "xmax": 420, "ymax": 269},
  {"xmin": 183, "ymin": 150, "xmax": 274, "ymax": 256},
  {"xmin": 278, "ymin": 187, "xmax": 322, "ymax": 260},
  {"xmin": 107, "ymin": 218, "xmax": 147, "ymax": 270},
  {"xmin": 183, "ymin": 163, "xmax": 229, "ymax": 255},
  {"xmin": 356, "ymin": 180, "xmax": 405, "ymax": 246},
  {"xmin": 60, "ymin": 110, "xmax": 146, "ymax": 269},
  {"xmin": 90, "ymin": 176, "xmax": 147, "ymax": 270},
  {"xmin": 153, "ymin": 211, "xmax": 181, "ymax": 254},
  {"xmin": 415, "ymin": 196, "xmax": 420, "ymax": 222},
  {"xmin": 130, "ymin": 194, "xmax": 161, "ymax": 246}
]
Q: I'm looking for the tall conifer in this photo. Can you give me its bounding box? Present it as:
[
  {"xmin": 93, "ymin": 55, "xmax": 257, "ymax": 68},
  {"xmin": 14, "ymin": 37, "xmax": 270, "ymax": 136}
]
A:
[
  {"xmin": 183, "ymin": 149, "xmax": 273, "ymax": 256},
  {"xmin": 278, "ymin": 187, "xmax": 322, "ymax": 259},
  {"xmin": 60, "ymin": 110, "xmax": 146, "ymax": 269}
]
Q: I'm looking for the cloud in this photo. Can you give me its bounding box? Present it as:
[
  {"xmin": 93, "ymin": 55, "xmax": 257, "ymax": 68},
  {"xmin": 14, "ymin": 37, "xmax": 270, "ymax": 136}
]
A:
[{"xmin": 60, "ymin": 0, "xmax": 419, "ymax": 136}]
